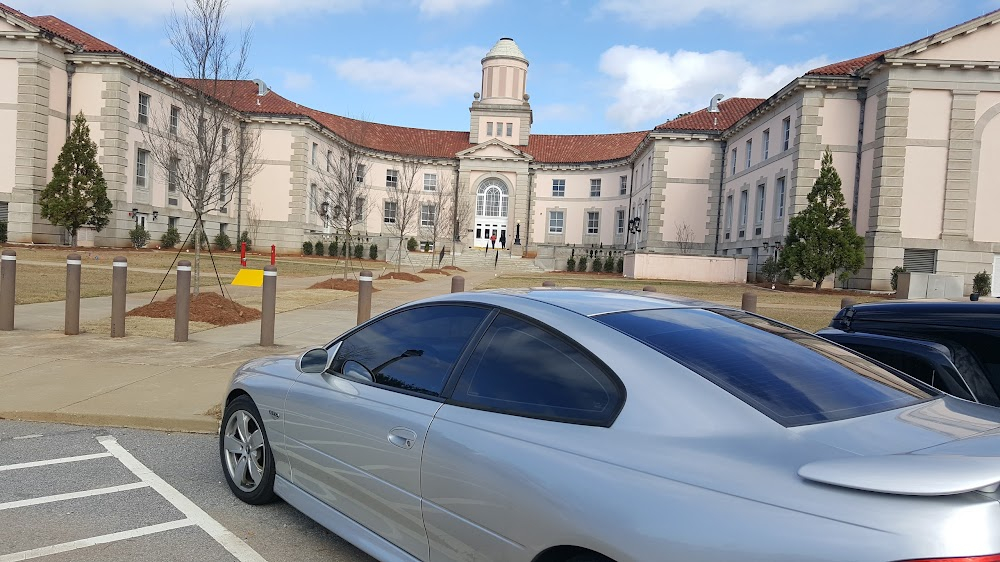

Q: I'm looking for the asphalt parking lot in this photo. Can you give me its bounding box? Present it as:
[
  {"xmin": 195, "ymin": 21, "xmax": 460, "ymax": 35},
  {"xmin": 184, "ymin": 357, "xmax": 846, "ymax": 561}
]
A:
[{"xmin": 0, "ymin": 420, "xmax": 374, "ymax": 562}]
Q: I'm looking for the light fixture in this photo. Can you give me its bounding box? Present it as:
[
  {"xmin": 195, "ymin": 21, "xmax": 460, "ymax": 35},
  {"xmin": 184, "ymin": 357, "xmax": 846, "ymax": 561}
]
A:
[
  {"xmin": 131, "ymin": 207, "xmax": 138, "ymax": 217},
  {"xmin": 152, "ymin": 211, "xmax": 159, "ymax": 221}
]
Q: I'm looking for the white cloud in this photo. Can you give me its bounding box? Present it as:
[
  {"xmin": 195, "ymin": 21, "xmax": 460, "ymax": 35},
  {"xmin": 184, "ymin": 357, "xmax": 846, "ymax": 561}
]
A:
[
  {"xmin": 594, "ymin": 0, "xmax": 947, "ymax": 28},
  {"xmin": 21, "ymin": 0, "xmax": 363, "ymax": 23},
  {"xmin": 281, "ymin": 70, "xmax": 314, "ymax": 91},
  {"xmin": 416, "ymin": 0, "xmax": 495, "ymax": 16},
  {"xmin": 328, "ymin": 46, "xmax": 483, "ymax": 105},
  {"xmin": 599, "ymin": 45, "xmax": 827, "ymax": 128}
]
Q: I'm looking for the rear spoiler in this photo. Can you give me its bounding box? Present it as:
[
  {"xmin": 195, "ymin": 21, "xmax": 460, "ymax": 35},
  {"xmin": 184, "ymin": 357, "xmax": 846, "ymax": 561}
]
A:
[{"xmin": 799, "ymin": 455, "xmax": 1000, "ymax": 496}]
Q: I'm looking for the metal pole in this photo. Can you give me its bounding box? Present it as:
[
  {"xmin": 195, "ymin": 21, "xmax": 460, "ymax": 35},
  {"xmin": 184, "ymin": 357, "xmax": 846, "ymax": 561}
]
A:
[
  {"xmin": 451, "ymin": 275, "xmax": 465, "ymax": 293},
  {"xmin": 65, "ymin": 253, "xmax": 81, "ymax": 335},
  {"xmin": 270, "ymin": 245, "xmax": 276, "ymax": 266},
  {"xmin": 741, "ymin": 292, "xmax": 757, "ymax": 313},
  {"xmin": 0, "ymin": 250, "xmax": 15, "ymax": 331},
  {"xmin": 175, "ymin": 260, "xmax": 191, "ymax": 342},
  {"xmin": 260, "ymin": 265, "xmax": 277, "ymax": 346},
  {"xmin": 357, "ymin": 269, "xmax": 373, "ymax": 325},
  {"xmin": 111, "ymin": 256, "xmax": 127, "ymax": 337}
]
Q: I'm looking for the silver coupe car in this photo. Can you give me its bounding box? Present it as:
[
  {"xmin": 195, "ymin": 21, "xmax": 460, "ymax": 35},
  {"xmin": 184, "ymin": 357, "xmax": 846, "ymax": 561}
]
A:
[{"xmin": 219, "ymin": 288, "xmax": 1000, "ymax": 562}]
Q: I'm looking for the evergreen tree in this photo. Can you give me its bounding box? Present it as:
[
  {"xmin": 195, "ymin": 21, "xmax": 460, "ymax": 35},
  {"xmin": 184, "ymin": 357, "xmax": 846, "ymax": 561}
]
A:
[
  {"xmin": 780, "ymin": 148, "xmax": 865, "ymax": 289},
  {"xmin": 40, "ymin": 112, "xmax": 113, "ymax": 246}
]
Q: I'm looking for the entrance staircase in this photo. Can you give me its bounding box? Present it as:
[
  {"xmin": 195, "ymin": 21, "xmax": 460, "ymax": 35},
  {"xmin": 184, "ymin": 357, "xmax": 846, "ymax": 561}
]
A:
[{"xmin": 406, "ymin": 248, "xmax": 546, "ymax": 274}]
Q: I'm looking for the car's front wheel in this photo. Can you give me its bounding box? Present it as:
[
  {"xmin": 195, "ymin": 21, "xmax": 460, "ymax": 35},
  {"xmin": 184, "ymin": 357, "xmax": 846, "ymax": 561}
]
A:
[{"xmin": 220, "ymin": 395, "xmax": 276, "ymax": 504}]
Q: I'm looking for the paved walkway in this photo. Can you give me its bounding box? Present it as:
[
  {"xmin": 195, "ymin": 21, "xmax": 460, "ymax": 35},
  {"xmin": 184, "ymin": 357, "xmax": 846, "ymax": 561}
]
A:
[{"xmin": 0, "ymin": 269, "xmax": 495, "ymax": 433}]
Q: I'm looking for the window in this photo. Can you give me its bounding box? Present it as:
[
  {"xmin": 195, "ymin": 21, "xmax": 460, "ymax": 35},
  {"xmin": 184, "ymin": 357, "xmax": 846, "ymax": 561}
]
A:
[
  {"xmin": 552, "ymin": 179, "xmax": 565, "ymax": 197},
  {"xmin": 548, "ymin": 210, "xmax": 564, "ymax": 234},
  {"xmin": 220, "ymin": 223, "xmax": 227, "ymax": 236},
  {"xmin": 384, "ymin": 200, "xmax": 397, "ymax": 224},
  {"xmin": 138, "ymin": 92, "xmax": 150, "ymax": 125},
  {"xmin": 506, "ymin": 123, "xmax": 513, "ymax": 137},
  {"xmin": 136, "ymin": 149, "xmax": 149, "ymax": 188},
  {"xmin": 331, "ymin": 305, "xmax": 491, "ymax": 397},
  {"xmin": 620, "ymin": 175, "xmax": 627, "ymax": 195},
  {"xmin": 486, "ymin": 122, "xmax": 494, "ymax": 136},
  {"xmin": 386, "ymin": 169, "xmax": 398, "ymax": 188},
  {"xmin": 424, "ymin": 173, "xmax": 437, "ymax": 191},
  {"xmin": 421, "ymin": 203, "xmax": 436, "ymax": 227},
  {"xmin": 755, "ymin": 184, "xmax": 766, "ymax": 225},
  {"xmin": 222, "ymin": 128, "xmax": 230, "ymax": 153},
  {"xmin": 167, "ymin": 158, "xmax": 179, "ymax": 193},
  {"xmin": 724, "ymin": 195, "xmax": 733, "ymax": 234},
  {"xmin": 731, "ymin": 148, "xmax": 737, "ymax": 176},
  {"xmin": 355, "ymin": 197, "xmax": 365, "ymax": 221},
  {"xmin": 355, "ymin": 164, "xmax": 366, "ymax": 183},
  {"xmin": 763, "ymin": 129, "xmax": 770, "ymax": 160},
  {"xmin": 745, "ymin": 139, "xmax": 752, "ymax": 169},
  {"xmin": 617, "ymin": 210, "xmax": 625, "ymax": 234},
  {"xmin": 168, "ymin": 216, "xmax": 178, "ymax": 230},
  {"xmin": 590, "ymin": 179, "xmax": 601, "ymax": 198},
  {"xmin": 219, "ymin": 173, "xmax": 230, "ymax": 212},
  {"xmin": 587, "ymin": 211, "xmax": 600, "ymax": 234},
  {"xmin": 594, "ymin": 308, "xmax": 932, "ymax": 427},
  {"xmin": 327, "ymin": 150, "xmax": 332, "ymax": 172},
  {"xmin": 776, "ymin": 176, "xmax": 786, "ymax": 219},
  {"xmin": 169, "ymin": 106, "xmax": 180, "ymax": 135},
  {"xmin": 452, "ymin": 313, "xmax": 623, "ymax": 425},
  {"xmin": 739, "ymin": 190, "xmax": 748, "ymax": 230},
  {"xmin": 309, "ymin": 183, "xmax": 317, "ymax": 215},
  {"xmin": 782, "ymin": 117, "xmax": 791, "ymax": 151}
]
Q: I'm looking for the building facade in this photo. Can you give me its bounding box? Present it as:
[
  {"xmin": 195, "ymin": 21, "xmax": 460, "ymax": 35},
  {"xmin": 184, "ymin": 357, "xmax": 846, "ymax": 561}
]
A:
[{"xmin": 3, "ymin": 3, "xmax": 1000, "ymax": 292}]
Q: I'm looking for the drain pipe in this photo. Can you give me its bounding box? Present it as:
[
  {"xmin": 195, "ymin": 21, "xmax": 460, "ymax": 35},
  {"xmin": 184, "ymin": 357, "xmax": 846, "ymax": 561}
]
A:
[{"xmin": 714, "ymin": 139, "xmax": 728, "ymax": 255}]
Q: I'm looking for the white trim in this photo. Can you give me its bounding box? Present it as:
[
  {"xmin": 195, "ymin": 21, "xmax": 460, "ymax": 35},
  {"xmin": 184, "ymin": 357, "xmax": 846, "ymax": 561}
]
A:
[
  {"xmin": 359, "ymin": 275, "xmax": 373, "ymax": 282},
  {"xmin": 0, "ymin": 255, "xmax": 15, "ymax": 261},
  {"xmin": 0, "ymin": 520, "xmax": 194, "ymax": 562},
  {"xmin": 0, "ymin": 452, "xmax": 112, "ymax": 472},
  {"xmin": 263, "ymin": 271, "xmax": 277, "ymax": 277},
  {"xmin": 112, "ymin": 262, "xmax": 127, "ymax": 268},
  {"xmin": 66, "ymin": 259, "xmax": 82, "ymax": 265},
  {"xmin": 177, "ymin": 265, "xmax": 192, "ymax": 272},
  {"xmin": 0, "ymin": 482, "xmax": 149, "ymax": 511}
]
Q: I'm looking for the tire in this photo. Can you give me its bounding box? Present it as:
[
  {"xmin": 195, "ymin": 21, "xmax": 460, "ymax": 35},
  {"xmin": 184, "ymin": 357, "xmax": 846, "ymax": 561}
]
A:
[{"xmin": 220, "ymin": 395, "xmax": 276, "ymax": 504}]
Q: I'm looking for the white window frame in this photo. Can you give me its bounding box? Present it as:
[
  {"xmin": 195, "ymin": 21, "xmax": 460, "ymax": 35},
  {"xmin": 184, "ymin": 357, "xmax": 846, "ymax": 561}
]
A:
[
  {"xmin": 724, "ymin": 195, "xmax": 733, "ymax": 233},
  {"xmin": 745, "ymin": 139, "xmax": 752, "ymax": 169},
  {"xmin": 386, "ymin": 169, "xmax": 398, "ymax": 188},
  {"xmin": 356, "ymin": 164, "xmax": 366, "ymax": 183},
  {"xmin": 423, "ymin": 173, "xmax": 437, "ymax": 191},
  {"xmin": 486, "ymin": 122, "xmax": 494, "ymax": 136},
  {"xmin": 762, "ymin": 129, "xmax": 770, "ymax": 160},
  {"xmin": 222, "ymin": 128, "xmax": 230, "ymax": 153},
  {"xmin": 590, "ymin": 178, "xmax": 601, "ymax": 198},
  {"xmin": 355, "ymin": 197, "xmax": 365, "ymax": 221},
  {"xmin": 739, "ymin": 190, "xmax": 749, "ymax": 229},
  {"xmin": 169, "ymin": 106, "xmax": 180, "ymax": 135},
  {"xmin": 552, "ymin": 179, "xmax": 565, "ymax": 197},
  {"xmin": 327, "ymin": 150, "xmax": 332, "ymax": 172},
  {"xmin": 420, "ymin": 203, "xmax": 436, "ymax": 227},
  {"xmin": 548, "ymin": 210, "xmax": 564, "ymax": 234},
  {"xmin": 587, "ymin": 211, "xmax": 600, "ymax": 235},
  {"xmin": 731, "ymin": 148, "xmax": 737, "ymax": 176},
  {"xmin": 755, "ymin": 184, "xmax": 766, "ymax": 225},
  {"xmin": 219, "ymin": 173, "xmax": 230, "ymax": 212},
  {"xmin": 136, "ymin": 148, "xmax": 149, "ymax": 188},
  {"xmin": 616, "ymin": 209, "xmax": 625, "ymax": 234},
  {"xmin": 312, "ymin": 143, "xmax": 318, "ymax": 166},
  {"xmin": 138, "ymin": 92, "xmax": 150, "ymax": 125},
  {"xmin": 506, "ymin": 123, "xmax": 513, "ymax": 137},
  {"xmin": 776, "ymin": 176, "xmax": 786, "ymax": 219},
  {"xmin": 384, "ymin": 200, "xmax": 397, "ymax": 224},
  {"xmin": 782, "ymin": 117, "xmax": 791, "ymax": 151},
  {"xmin": 619, "ymin": 175, "xmax": 627, "ymax": 195},
  {"xmin": 167, "ymin": 158, "xmax": 179, "ymax": 193}
]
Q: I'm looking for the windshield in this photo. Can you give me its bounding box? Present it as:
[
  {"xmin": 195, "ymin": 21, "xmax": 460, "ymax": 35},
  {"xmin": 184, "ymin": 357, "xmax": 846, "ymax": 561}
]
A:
[{"xmin": 595, "ymin": 308, "xmax": 936, "ymax": 426}]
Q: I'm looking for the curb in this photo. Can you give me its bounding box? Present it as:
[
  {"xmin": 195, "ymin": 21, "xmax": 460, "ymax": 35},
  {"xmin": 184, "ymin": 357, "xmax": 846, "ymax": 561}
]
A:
[{"xmin": 0, "ymin": 411, "xmax": 220, "ymax": 434}]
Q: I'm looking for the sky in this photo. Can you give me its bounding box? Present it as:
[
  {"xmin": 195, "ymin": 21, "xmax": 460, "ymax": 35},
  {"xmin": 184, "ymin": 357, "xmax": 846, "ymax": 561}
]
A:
[{"xmin": 13, "ymin": 0, "xmax": 1000, "ymax": 135}]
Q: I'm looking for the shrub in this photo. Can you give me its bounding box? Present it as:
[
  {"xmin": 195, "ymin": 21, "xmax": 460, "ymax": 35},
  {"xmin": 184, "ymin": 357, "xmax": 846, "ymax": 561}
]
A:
[
  {"xmin": 616, "ymin": 257, "xmax": 624, "ymax": 274},
  {"xmin": 577, "ymin": 256, "xmax": 588, "ymax": 272},
  {"xmin": 974, "ymin": 270, "xmax": 992, "ymax": 296},
  {"xmin": 591, "ymin": 256, "xmax": 603, "ymax": 273},
  {"xmin": 604, "ymin": 255, "xmax": 615, "ymax": 273},
  {"xmin": 407, "ymin": 237, "xmax": 418, "ymax": 252},
  {"xmin": 566, "ymin": 257, "xmax": 576, "ymax": 271},
  {"xmin": 187, "ymin": 231, "xmax": 208, "ymax": 250},
  {"xmin": 369, "ymin": 244, "xmax": 378, "ymax": 260},
  {"xmin": 329, "ymin": 242, "xmax": 338, "ymax": 256},
  {"xmin": 129, "ymin": 225, "xmax": 150, "ymax": 249},
  {"xmin": 160, "ymin": 226, "xmax": 180, "ymax": 249},
  {"xmin": 214, "ymin": 232, "xmax": 232, "ymax": 251},
  {"xmin": 422, "ymin": 241, "xmax": 432, "ymax": 252},
  {"xmin": 314, "ymin": 240, "xmax": 324, "ymax": 256},
  {"xmin": 238, "ymin": 231, "xmax": 252, "ymax": 252},
  {"xmin": 760, "ymin": 257, "xmax": 782, "ymax": 283},
  {"xmin": 341, "ymin": 241, "xmax": 349, "ymax": 257},
  {"xmin": 302, "ymin": 241, "xmax": 313, "ymax": 255},
  {"xmin": 890, "ymin": 266, "xmax": 906, "ymax": 291},
  {"xmin": 354, "ymin": 243, "xmax": 364, "ymax": 259},
  {"xmin": 0, "ymin": 221, "xmax": 7, "ymax": 243}
]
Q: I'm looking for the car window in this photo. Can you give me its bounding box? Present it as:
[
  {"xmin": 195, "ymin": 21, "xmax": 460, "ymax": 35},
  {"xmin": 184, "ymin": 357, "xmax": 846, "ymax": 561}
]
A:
[
  {"xmin": 595, "ymin": 308, "xmax": 935, "ymax": 427},
  {"xmin": 451, "ymin": 313, "xmax": 622, "ymax": 425},
  {"xmin": 331, "ymin": 305, "xmax": 490, "ymax": 397}
]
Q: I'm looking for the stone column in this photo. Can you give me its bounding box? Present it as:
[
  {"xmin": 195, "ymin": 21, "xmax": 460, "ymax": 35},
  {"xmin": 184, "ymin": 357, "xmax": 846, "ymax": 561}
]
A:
[
  {"xmin": 788, "ymin": 90, "xmax": 825, "ymax": 217},
  {"xmin": 10, "ymin": 60, "xmax": 52, "ymax": 244},
  {"xmin": 647, "ymin": 141, "xmax": 667, "ymax": 248},
  {"xmin": 97, "ymin": 69, "xmax": 131, "ymax": 247},
  {"xmin": 943, "ymin": 91, "xmax": 977, "ymax": 239}
]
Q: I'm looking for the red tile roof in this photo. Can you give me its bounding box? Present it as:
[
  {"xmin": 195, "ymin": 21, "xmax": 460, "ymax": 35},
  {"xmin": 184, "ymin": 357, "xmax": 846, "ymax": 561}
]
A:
[
  {"xmin": 655, "ymin": 98, "xmax": 764, "ymax": 132},
  {"xmin": 806, "ymin": 51, "xmax": 890, "ymax": 76},
  {"xmin": 30, "ymin": 15, "xmax": 121, "ymax": 53},
  {"xmin": 525, "ymin": 132, "xmax": 648, "ymax": 163}
]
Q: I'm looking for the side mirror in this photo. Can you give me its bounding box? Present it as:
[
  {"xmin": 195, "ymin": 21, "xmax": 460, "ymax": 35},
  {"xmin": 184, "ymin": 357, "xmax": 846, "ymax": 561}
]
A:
[{"xmin": 297, "ymin": 347, "xmax": 330, "ymax": 374}]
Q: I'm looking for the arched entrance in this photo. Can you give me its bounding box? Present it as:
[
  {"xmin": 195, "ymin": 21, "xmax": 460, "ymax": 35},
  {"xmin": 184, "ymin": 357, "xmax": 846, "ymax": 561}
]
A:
[{"xmin": 474, "ymin": 177, "xmax": 509, "ymax": 247}]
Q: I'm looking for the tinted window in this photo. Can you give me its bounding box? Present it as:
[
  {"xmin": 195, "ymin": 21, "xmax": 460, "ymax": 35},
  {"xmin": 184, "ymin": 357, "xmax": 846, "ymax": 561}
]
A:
[
  {"xmin": 331, "ymin": 305, "xmax": 490, "ymax": 397},
  {"xmin": 452, "ymin": 313, "xmax": 622, "ymax": 425},
  {"xmin": 595, "ymin": 308, "xmax": 934, "ymax": 426}
]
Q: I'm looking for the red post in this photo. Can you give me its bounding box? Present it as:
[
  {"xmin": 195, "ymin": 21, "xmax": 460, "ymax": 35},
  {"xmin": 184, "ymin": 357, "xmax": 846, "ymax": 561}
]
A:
[
  {"xmin": 240, "ymin": 242, "xmax": 247, "ymax": 268},
  {"xmin": 270, "ymin": 245, "xmax": 276, "ymax": 266}
]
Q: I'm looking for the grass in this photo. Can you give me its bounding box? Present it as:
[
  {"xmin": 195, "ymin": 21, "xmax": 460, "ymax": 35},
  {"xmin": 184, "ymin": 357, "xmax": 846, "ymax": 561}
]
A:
[{"xmin": 4, "ymin": 265, "xmax": 224, "ymax": 305}]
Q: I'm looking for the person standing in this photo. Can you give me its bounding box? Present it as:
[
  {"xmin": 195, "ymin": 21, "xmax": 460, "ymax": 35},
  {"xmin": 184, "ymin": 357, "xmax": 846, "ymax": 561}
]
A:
[
  {"xmin": 490, "ymin": 232, "xmax": 497, "ymax": 250},
  {"xmin": 499, "ymin": 231, "xmax": 507, "ymax": 250}
]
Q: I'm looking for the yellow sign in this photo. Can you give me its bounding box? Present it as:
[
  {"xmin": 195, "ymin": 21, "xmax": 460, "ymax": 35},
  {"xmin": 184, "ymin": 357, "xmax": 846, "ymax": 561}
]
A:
[{"xmin": 232, "ymin": 268, "xmax": 264, "ymax": 287}]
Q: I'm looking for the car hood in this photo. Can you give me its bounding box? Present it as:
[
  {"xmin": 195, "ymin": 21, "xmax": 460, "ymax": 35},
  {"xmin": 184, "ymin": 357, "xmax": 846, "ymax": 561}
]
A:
[{"xmin": 237, "ymin": 354, "xmax": 301, "ymax": 381}]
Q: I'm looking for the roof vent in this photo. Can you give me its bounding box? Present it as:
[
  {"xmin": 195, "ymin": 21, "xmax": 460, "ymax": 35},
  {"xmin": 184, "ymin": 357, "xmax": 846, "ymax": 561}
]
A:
[
  {"xmin": 707, "ymin": 93, "xmax": 724, "ymax": 113},
  {"xmin": 252, "ymin": 78, "xmax": 269, "ymax": 97}
]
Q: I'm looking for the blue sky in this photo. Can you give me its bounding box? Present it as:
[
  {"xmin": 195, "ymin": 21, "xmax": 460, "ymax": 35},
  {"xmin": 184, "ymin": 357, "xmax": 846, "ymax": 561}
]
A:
[{"xmin": 18, "ymin": 0, "xmax": 1000, "ymax": 134}]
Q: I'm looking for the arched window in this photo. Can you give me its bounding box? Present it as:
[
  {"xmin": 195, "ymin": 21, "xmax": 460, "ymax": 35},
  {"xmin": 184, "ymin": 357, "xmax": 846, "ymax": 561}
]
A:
[{"xmin": 476, "ymin": 178, "xmax": 508, "ymax": 218}]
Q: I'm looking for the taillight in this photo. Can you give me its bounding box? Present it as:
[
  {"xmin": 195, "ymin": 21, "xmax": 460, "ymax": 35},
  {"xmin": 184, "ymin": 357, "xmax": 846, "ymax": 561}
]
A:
[{"xmin": 898, "ymin": 556, "xmax": 1000, "ymax": 562}]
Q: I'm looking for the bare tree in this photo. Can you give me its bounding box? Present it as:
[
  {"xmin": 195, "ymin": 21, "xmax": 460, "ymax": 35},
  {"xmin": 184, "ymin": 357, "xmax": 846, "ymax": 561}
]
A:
[
  {"xmin": 424, "ymin": 170, "xmax": 451, "ymax": 268},
  {"xmin": 245, "ymin": 201, "xmax": 262, "ymax": 249},
  {"xmin": 383, "ymin": 159, "xmax": 422, "ymax": 272},
  {"xmin": 675, "ymin": 221, "xmax": 696, "ymax": 254},
  {"xmin": 142, "ymin": 0, "xmax": 261, "ymax": 294},
  {"xmin": 440, "ymin": 173, "xmax": 473, "ymax": 267},
  {"xmin": 314, "ymin": 133, "xmax": 375, "ymax": 278}
]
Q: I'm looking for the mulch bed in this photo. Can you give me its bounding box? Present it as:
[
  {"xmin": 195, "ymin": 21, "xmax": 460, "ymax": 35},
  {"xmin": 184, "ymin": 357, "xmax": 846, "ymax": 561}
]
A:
[
  {"xmin": 378, "ymin": 272, "xmax": 425, "ymax": 282},
  {"xmin": 126, "ymin": 292, "xmax": 261, "ymax": 326},
  {"xmin": 441, "ymin": 266, "xmax": 467, "ymax": 272},
  {"xmin": 419, "ymin": 268, "xmax": 451, "ymax": 276},
  {"xmin": 308, "ymin": 278, "xmax": 380, "ymax": 292}
]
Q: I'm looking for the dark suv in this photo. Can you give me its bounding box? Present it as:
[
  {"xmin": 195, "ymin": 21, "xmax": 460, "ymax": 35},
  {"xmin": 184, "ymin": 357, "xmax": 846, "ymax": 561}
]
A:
[{"xmin": 818, "ymin": 301, "xmax": 1000, "ymax": 407}]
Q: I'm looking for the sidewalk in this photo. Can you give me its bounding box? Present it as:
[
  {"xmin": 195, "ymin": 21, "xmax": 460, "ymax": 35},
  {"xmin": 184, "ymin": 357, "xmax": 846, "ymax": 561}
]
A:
[{"xmin": 0, "ymin": 269, "xmax": 496, "ymax": 433}]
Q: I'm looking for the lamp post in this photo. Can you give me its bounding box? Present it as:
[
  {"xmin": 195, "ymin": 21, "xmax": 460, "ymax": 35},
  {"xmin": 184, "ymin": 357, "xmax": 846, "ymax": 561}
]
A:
[
  {"xmin": 627, "ymin": 217, "xmax": 641, "ymax": 253},
  {"xmin": 514, "ymin": 220, "xmax": 521, "ymax": 246}
]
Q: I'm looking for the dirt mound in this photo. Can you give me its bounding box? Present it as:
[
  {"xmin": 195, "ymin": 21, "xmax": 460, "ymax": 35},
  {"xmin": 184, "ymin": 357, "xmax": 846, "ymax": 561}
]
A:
[
  {"xmin": 308, "ymin": 278, "xmax": 380, "ymax": 292},
  {"xmin": 419, "ymin": 268, "xmax": 451, "ymax": 276},
  {"xmin": 378, "ymin": 272, "xmax": 425, "ymax": 282},
  {"xmin": 441, "ymin": 266, "xmax": 467, "ymax": 272},
  {"xmin": 127, "ymin": 292, "xmax": 261, "ymax": 326}
]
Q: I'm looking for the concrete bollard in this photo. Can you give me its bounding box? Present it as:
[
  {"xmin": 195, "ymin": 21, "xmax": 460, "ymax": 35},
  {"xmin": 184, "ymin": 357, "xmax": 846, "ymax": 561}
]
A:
[
  {"xmin": 0, "ymin": 250, "xmax": 15, "ymax": 331},
  {"xmin": 542, "ymin": 281, "xmax": 555, "ymax": 287},
  {"xmin": 65, "ymin": 254, "xmax": 81, "ymax": 335},
  {"xmin": 357, "ymin": 270, "xmax": 373, "ymax": 325},
  {"xmin": 260, "ymin": 265, "xmax": 277, "ymax": 346},
  {"xmin": 840, "ymin": 297, "xmax": 856, "ymax": 309},
  {"xmin": 174, "ymin": 260, "xmax": 192, "ymax": 342},
  {"xmin": 643, "ymin": 285, "xmax": 657, "ymax": 292},
  {"xmin": 451, "ymin": 275, "xmax": 465, "ymax": 293},
  {"xmin": 741, "ymin": 292, "xmax": 758, "ymax": 313},
  {"xmin": 111, "ymin": 256, "xmax": 127, "ymax": 337}
]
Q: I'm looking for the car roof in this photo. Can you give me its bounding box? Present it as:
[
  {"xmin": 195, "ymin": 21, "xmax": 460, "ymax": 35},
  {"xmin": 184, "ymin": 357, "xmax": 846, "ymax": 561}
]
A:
[
  {"xmin": 845, "ymin": 300, "xmax": 1000, "ymax": 328},
  {"xmin": 433, "ymin": 288, "xmax": 724, "ymax": 317}
]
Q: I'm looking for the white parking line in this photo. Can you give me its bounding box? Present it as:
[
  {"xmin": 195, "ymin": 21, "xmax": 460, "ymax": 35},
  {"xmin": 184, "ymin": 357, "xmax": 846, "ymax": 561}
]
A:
[
  {"xmin": 0, "ymin": 452, "xmax": 112, "ymax": 472},
  {"xmin": 0, "ymin": 519, "xmax": 195, "ymax": 562},
  {"xmin": 0, "ymin": 482, "xmax": 149, "ymax": 511}
]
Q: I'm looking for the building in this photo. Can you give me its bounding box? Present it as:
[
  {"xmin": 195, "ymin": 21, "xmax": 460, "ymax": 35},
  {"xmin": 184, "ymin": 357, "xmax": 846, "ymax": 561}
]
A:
[{"xmin": 3, "ymin": 3, "xmax": 1000, "ymax": 291}]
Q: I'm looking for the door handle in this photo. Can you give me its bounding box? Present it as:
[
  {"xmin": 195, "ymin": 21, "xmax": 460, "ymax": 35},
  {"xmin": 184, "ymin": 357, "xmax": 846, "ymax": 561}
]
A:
[{"xmin": 388, "ymin": 427, "xmax": 418, "ymax": 450}]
